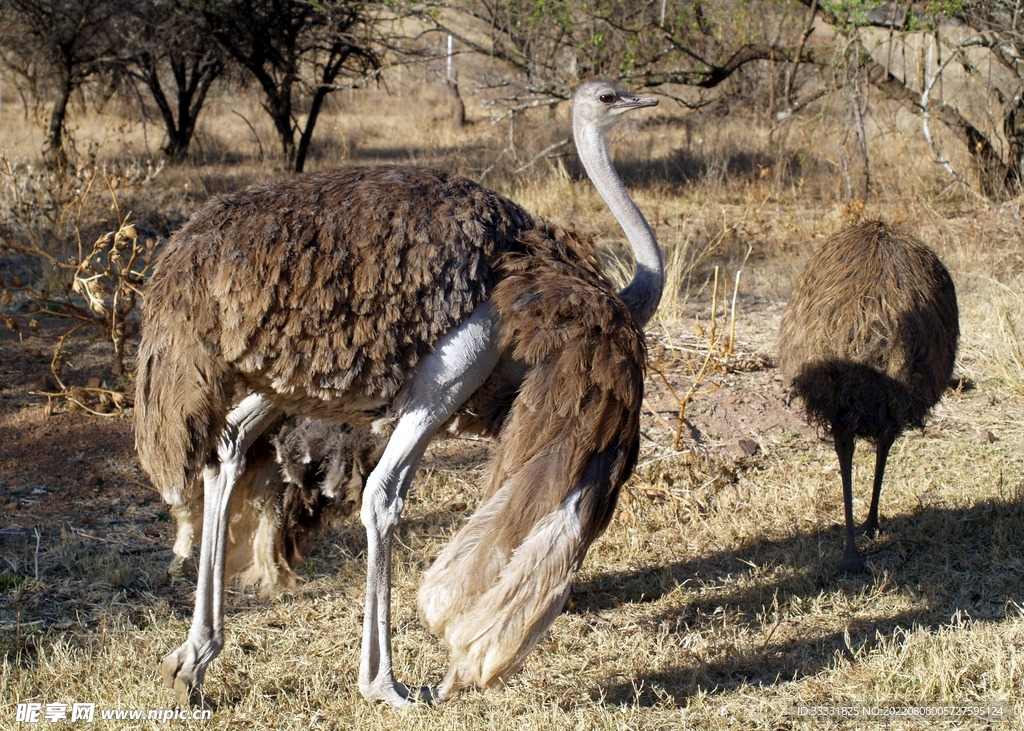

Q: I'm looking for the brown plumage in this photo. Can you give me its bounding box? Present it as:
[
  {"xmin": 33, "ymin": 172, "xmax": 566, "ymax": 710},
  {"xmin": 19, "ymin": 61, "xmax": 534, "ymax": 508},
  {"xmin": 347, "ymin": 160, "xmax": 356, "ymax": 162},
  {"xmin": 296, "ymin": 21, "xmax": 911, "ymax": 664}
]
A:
[
  {"xmin": 136, "ymin": 166, "xmax": 531, "ymax": 502},
  {"xmin": 777, "ymin": 220, "xmax": 959, "ymax": 572},
  {"xmin": 137, "ymin": 81, "xmax": 661, "ymax": 709}
]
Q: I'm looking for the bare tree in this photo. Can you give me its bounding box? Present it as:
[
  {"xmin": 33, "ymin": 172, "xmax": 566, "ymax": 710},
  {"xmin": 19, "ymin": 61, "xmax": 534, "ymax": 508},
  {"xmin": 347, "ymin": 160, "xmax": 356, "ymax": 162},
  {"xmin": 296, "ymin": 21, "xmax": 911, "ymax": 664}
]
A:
[
  {"xmin": 200, "ymin": 0, "xmax": 384, "ymax": 172},
  {"xmin": 413, "ymin": 0, "xmax": 808, "ymax": 106},
  {"xmin": 0, "ymin": 0, "xmax": 121, "ymax": 169},
  {"xmin": 933, "ymin": 0, "xmax": 1024, "ymax": 196},
  {"xmin": 781, "ymin": 0, "xmax": 1024, "ymax": 200},
  {"xmin": 120, "ymin": 0, "xmax": 224, "ymax": 163},
  {"xmin": 417, "ymin": 0, "xmax": 1024, "ymax": 200}
]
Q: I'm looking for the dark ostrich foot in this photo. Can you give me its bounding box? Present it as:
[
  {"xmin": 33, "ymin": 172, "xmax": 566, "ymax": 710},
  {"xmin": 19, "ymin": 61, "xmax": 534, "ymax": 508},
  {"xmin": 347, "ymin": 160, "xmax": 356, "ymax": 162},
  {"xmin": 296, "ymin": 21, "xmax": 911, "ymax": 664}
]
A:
[
  {"xmin": 855, "ymin": 519, "xmax": 885, "ymax": 538},
  {"xmin": 838, "ymin": 545, "xmax": 867, "ymax": 574}
]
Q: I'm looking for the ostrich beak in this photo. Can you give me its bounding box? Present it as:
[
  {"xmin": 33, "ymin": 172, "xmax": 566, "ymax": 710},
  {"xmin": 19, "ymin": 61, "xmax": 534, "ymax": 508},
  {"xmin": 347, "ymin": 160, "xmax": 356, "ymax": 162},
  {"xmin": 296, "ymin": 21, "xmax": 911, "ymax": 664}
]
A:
[{"xmin": 618, "ymin": 93, "xmax": 659, "ymax": 111}]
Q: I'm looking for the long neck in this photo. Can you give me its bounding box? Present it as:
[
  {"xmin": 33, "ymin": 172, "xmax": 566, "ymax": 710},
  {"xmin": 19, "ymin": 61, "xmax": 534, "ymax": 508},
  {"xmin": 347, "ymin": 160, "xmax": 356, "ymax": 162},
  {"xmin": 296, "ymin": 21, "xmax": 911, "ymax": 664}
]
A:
[{"xmin": 574, "ymin": 117, "xmax": 664, "ymax": 327}]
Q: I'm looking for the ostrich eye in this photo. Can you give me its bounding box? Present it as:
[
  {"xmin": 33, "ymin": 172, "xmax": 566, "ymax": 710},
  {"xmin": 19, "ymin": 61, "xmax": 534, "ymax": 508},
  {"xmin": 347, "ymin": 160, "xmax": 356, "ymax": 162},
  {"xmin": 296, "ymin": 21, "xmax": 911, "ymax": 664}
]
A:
[{"xmin": 598, "ymin": 92, "xmax": 616, "ymax": 104}]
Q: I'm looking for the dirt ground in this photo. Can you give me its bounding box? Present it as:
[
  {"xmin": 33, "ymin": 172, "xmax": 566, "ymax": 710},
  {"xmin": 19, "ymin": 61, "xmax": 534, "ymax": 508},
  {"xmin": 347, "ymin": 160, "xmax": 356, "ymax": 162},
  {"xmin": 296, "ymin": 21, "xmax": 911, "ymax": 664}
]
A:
[
  {"xmin": 4, "ymin": 286, "xmax": 1018, "ymax": 731},
  {"xmin": 1, "ymin": 321, "xmax": 144, "ymax": 553}
]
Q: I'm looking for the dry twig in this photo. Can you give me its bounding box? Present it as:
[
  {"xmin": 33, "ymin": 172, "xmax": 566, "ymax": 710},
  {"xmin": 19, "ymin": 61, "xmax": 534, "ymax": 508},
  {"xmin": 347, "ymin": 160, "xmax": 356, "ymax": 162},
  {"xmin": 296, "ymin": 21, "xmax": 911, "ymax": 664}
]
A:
[{"xmin": 650, "ymin": 265, "xmax": 748, "ymax": 451}]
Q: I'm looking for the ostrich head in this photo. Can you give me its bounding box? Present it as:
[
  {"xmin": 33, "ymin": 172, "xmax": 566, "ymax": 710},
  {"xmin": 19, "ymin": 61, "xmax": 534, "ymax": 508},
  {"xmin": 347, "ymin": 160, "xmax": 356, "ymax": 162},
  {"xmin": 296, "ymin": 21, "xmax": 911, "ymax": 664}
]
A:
[{"xmin": 572, "ymin": 80, "xmax": 659, "ymax": 134}]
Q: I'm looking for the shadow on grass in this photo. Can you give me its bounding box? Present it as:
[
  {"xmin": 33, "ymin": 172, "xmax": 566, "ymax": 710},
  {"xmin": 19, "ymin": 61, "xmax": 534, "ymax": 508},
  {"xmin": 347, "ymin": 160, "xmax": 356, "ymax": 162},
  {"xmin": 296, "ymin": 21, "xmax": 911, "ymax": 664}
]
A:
[
  {"xmin": 4, "ymin": 481, "xmax": 1022, "ymax": 705},
  {"xmin": 0, "ymin": 496, "xmax": 457, "ymax": 662},
  {"xmin": 559, "ymin": 145, "xmax": 805, "ymax": 192},
  {"xmin": 572, "ymin": 495, "xmax": 1024, "ymax": 706}
]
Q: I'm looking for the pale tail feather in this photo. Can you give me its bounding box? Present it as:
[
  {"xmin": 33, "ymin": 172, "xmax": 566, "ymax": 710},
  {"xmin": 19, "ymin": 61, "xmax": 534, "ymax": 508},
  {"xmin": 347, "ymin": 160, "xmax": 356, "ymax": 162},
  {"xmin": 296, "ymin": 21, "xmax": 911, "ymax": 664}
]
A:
[
  {"xmin": 427, "ymin": 442, "xmax": 632, "ymax": 696},
  {"xmin": 438, "ymin": 489, "xmax": 584, "ymax": 696},
  {"xmin": 418, "ymin": 483, "xmax": 514, "ymax": 635}
]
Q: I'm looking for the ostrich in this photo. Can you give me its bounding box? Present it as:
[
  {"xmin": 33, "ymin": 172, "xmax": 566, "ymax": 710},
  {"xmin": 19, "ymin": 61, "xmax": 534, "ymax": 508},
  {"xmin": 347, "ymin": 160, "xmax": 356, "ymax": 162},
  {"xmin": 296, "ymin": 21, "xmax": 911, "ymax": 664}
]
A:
[
  {"xmin": 135, "ymin": 80, "xmax": 663, "ymax": 708},
  {"xmin": 777, "ymin": 220, "xmax": 959, "ymax": 573}
]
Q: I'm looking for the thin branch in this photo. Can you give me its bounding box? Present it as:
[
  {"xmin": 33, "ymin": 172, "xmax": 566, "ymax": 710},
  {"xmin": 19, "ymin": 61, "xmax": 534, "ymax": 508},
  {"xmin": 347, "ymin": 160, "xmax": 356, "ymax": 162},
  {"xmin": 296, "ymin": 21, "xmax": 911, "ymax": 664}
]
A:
[
  {"xmin": 919, "ymin": 50, "xmax": 1018, "ymax": 228},
  {"xmin": 513, "ymin": 138, "xmax": 570, "ymax": 173},
  {"xmin": 921, "ymin": 52, "xmax": 988, "ymax": 202},
  {"xmin": 785, "ymin": 0, "xmax": 818, "ymax": 107}
]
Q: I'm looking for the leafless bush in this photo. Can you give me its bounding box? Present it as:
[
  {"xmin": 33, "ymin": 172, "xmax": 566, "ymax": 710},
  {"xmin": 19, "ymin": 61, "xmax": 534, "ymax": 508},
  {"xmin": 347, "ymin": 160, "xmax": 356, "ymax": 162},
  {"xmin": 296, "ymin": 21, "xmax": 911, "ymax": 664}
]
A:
[
  {"xmin": 648, "ymin": 264, "xmax": 770, "ymax": 452},
  {"xmin": 0, "ymin": 155, "xmax": 156, "ymax": 413}
]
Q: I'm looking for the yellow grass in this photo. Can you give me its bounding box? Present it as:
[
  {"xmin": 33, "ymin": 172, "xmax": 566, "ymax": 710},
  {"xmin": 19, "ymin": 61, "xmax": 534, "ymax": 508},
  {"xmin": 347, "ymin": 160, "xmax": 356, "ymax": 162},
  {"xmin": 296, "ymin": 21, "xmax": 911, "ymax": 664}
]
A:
[{"xmin": 2, "ymin": 69, "xmax": 1024, "ymax": 730}]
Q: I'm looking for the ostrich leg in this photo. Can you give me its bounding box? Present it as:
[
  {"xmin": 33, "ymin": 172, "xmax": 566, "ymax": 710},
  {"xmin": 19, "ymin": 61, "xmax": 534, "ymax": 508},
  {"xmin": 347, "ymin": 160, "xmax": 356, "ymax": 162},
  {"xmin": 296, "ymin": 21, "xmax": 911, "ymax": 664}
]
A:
[
  {"xmin": 861, "ymin": 432, "xmax": 895, "ymax": 537},
  {"xmin": 161, "ymin": 393, "xmax": 280, "ymax": 706},
  {"xmin": 359, "ymin": 304, "xmax": 500, "ymax": 708},
  {"xmin": 834, "ymin": 431, "xmax": 866, "ymax": 573}
]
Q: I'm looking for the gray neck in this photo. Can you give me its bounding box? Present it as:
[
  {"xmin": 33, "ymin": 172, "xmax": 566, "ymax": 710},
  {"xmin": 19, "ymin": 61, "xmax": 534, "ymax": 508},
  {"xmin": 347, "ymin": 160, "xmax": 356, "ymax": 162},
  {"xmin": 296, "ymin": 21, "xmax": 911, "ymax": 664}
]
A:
[{"xmin": 574, "ymin": 117, "xmax": 664, "ymax": 327}]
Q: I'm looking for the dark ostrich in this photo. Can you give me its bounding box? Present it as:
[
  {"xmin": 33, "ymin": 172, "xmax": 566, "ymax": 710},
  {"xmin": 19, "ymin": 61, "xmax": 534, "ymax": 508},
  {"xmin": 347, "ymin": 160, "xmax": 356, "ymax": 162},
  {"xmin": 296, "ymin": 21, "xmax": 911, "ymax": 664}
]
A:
[{"xmin": 777, "ymin": 220, "xmax": 959, "ymax": 572}]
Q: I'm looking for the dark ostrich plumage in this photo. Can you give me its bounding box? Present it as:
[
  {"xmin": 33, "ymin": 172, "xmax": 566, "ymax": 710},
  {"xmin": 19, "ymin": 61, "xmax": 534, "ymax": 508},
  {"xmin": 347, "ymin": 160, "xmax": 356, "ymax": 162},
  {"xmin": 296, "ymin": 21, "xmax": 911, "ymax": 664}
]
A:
[{"xmin": 778, "ymin": 220, "xmax": 959, "ymax": 572}]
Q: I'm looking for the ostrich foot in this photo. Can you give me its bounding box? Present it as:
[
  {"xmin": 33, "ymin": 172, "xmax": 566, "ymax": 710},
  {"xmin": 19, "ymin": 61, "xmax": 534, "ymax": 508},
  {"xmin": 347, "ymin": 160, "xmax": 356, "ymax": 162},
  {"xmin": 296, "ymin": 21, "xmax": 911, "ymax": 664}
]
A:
[
  {"xmin": 160, "ymin": 641, "xmax": 210, "ymax": 708},
  {"xmin": 856, "ymin": 519, "xmax": 885, "ymax": 538},
  {"xmin": 838, "ymin": 545, "xmax": 867, "ymax": 574},
  {"xmin": 359, "ymin": 675, "xmax": 436, "ymax": 708}
]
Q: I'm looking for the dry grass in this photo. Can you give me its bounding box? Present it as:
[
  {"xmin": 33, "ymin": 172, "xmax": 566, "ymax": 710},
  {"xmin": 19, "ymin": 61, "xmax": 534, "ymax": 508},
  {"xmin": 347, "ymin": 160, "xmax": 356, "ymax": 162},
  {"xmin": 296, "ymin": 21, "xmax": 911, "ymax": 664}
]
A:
[{"xmin": 2, "ymin": 69, "xmax": 1024, "ymax": 730}]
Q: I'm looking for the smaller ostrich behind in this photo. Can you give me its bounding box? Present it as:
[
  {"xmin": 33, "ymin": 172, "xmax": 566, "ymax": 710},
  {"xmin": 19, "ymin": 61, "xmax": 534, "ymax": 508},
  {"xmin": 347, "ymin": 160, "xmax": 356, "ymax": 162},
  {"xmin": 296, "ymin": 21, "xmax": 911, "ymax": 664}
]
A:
[
  {"xmin": 169, "ymin": 419, "xmax": 384, "ymax": 597},
  {"xmin": 777, "ymin": 220, "xmax": 959, "ymax": 573}
]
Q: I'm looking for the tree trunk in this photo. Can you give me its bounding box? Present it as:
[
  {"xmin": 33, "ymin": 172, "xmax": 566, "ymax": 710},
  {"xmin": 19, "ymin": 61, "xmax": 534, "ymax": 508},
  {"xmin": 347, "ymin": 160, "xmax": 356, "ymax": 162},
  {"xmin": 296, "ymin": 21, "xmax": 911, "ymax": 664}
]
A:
[
  {"xmin": 1002, "ymin": 94, "xmax": 1024, "ymax": 196},
  {"xmin": 255, "ymin": 78, "xmax": 296, "ymax": 166},
  {"xmin": 446, "ymin": 75, "xmax": 465, "ymax": 129},
  {"xmin": 841, "ymin": 78, "xmax": 870, "ymax": 201},
  {"xmin": 294, "ymin": 39, "xmax": 366, "ymax": 172},
  {"xmin": 170, "ymin": 56, "xmax": 220, "ymax": 164},
  {"xmin": 295, "ymin": 87, "xmax": 328, "ymax": 173},
  {"xmin": 145, "ymin": 57, "xmax": 186, "ymax": 162},
  {"xmin": 44, "ymin": 70, "xmax": 73, "ymax": 171}
]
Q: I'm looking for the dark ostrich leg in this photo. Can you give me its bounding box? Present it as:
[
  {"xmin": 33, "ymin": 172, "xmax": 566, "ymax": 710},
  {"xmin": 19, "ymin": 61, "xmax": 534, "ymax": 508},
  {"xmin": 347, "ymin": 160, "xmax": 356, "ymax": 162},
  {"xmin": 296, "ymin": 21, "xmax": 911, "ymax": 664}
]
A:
[
  {"xmin": 861, "ymin": 431, "xmax": 896, "ymax": 538},
  {"xmin": 834, "ymin": 431, "xmax": 866, "ymax": 573}
]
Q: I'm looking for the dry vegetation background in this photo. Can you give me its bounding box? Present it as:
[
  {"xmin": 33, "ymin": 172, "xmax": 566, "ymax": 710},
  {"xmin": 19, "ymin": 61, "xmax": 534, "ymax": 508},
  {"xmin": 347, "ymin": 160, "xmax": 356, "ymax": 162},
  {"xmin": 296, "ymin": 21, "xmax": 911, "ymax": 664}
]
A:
[{"xmin": 2, "ymin": 63, "xmax": 1024, "ymax": 730}]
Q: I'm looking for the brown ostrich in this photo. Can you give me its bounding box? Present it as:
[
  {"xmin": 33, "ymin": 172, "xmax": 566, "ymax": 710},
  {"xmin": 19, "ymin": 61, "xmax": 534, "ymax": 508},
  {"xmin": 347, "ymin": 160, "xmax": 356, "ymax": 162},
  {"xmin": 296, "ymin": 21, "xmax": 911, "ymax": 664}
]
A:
[
  {"xmin": 135, "ymin": 81, "xmax": 662, "ymax": 708},
  {"xmin": 777, "ymin": 220, "xmax": 959, "ymax": 573}
]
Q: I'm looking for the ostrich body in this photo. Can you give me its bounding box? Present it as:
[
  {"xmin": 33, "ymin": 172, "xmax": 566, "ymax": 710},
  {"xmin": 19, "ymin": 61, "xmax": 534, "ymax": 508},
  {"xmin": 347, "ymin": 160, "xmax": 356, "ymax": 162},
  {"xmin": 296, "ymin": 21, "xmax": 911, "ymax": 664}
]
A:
[
  {"xmin": 135, "ymin": 81, "xmax": 663, "ymax": 708},
  {"xmin": 777, "ymin": 220, "xmax": 959, "ymax": 573}
]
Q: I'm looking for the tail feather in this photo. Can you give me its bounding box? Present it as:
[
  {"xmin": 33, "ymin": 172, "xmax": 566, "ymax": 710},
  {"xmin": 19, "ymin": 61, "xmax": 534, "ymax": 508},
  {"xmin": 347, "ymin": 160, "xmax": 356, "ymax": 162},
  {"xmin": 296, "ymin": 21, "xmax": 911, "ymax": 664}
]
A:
[
  {"xmin": 440, "ymin": 488, "xmax": 582, "ymax": 692},
  {"xmin": 417, "ymin": 224, "xmax": 645, "ymax": 692},
  {"xmin": 436, "ymin": 442, "xmax": 636, "ymax": 694},
  {"xmin": 417, "ymin": 482, "xmax": 514, "ymax": 635}
]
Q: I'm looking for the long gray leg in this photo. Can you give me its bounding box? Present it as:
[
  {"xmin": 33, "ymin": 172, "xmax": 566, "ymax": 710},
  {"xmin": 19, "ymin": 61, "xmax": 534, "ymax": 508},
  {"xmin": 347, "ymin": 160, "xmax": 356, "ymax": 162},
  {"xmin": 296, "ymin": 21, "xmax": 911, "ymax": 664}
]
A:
[
  {"xmin": 358, "ymin": 304, "xmax": 500, "ymax": 708},
  {"xmin": 161, "ymin": 393, "xmax": 280, "ymax": 706}
]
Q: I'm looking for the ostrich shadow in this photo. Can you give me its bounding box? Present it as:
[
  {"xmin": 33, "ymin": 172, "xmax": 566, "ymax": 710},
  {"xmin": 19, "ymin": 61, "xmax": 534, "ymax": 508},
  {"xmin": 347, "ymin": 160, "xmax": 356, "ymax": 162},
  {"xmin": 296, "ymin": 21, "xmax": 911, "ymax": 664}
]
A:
[{"xmin": 571, "ymin": 495, "xmax": 1024, "ymax": 707}]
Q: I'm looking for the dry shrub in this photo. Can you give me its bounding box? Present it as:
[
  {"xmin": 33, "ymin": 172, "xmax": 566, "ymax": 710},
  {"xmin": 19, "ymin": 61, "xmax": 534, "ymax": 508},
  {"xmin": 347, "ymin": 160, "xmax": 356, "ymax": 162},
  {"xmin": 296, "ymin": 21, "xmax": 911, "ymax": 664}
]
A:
[
  {"xmin": 982, "ymin": 273, "xmax": 1024, "ymax": 398},
  {"xmin": 0, "ymin": 156, "xmax": 157, "ymax": 409}
]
